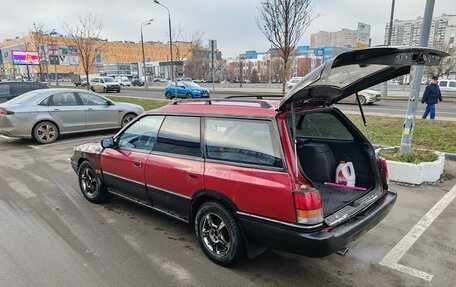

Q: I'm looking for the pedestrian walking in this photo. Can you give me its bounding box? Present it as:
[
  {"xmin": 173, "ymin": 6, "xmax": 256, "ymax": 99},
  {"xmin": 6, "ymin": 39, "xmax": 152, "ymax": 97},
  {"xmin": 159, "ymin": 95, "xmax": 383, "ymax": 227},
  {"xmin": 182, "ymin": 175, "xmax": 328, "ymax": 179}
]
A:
[{"xmin": 421, "ymin": 76, "xmax": 442, "ymax": 120}]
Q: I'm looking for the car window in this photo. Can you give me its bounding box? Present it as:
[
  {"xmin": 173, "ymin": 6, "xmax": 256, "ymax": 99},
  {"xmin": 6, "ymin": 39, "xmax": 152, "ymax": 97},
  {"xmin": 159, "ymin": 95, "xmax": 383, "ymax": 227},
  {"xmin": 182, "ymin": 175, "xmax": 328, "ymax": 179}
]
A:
[
  {"xmin": 50, "ymin": 92, "xmax": 79, "ymax": 106},
  {"xmin": 100, "ymin": 79, "xmax": 105, "ymax": 83},
  {"xmin": 79, "ymin": 92, "xmax": 108, "ymax": 105},
  {"xmin": 117, "ymin": 116, "xmax": 165, "ymax": 151},
  {"xmin": 439, "ymin": 81, "xmax": 448, "ymax": 87},
  {"xmin": 205, "ymin": 118, "xmax": 283, "ymax": 168},
  {"xmin": 449, "ymin": 81, "xmax": 456, "ymax": 88},
  {"xmin": 290, "ymin": 112, "xmax": 354, "ymax": 140},
  {"xmin": 39, "ymin": 96, "xmax": 51, "ymax": 106},
  {"xmin": 12, "ymin": 83, "xmax": 32, "ymax": 96},
  {"xmin": 92, "ymin": 78, "xmax": 99, "ymax": 83},
  {"xmin": 153, "ymin": 116, "xmax": 201, "ymax": 157},
  {"xmin": 177, "ymin": 83, "xmax": 185, "ymax": 88},
  {"xmin": 0, "ymin": 84, "xmax": 10, "ymax": 96}
]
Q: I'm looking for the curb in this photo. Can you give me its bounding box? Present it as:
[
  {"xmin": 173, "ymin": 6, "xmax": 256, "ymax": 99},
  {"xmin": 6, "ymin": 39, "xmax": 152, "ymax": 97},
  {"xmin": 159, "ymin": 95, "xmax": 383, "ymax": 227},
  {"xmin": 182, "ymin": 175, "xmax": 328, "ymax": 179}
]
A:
[{"xmin": 373, "ymin": 144, "xmax": 456, "ymax": 162}]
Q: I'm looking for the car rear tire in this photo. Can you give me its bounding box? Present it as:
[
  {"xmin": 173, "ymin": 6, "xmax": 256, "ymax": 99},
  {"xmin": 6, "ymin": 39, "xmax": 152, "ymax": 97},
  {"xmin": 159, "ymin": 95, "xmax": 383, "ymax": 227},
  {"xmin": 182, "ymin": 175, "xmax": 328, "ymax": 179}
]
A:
[
  {"xmin": 121, "ymin": 113, "xmax": 137, "ymax": 128},
  {"xmin": 195, "ymin": 202, "xmax": 245, "ymax": 266},
  {"xmin": 116, "ymin": 90, "xmax": 120, "ymax": 93},
  {"xmin": 165, "ymin": 92, "xmax": 172, "ymax": 99},
  {"xmin": 103, "ymin": 87, "xmax": 107, "ymax": 93},
  {"xmin": 186, "ymin": 93, "xmax": 193, "ymax": 99},
  {"xmin": 90, "ymin": 87, "xmax": 95, "ymax": 92},
  {"xmin": 78, "ymin": 161, "xmax": 108, "ymax": 204},
  {"xmin": 33, "ymin": 121, "xmax": 59, "ymax": 144}
]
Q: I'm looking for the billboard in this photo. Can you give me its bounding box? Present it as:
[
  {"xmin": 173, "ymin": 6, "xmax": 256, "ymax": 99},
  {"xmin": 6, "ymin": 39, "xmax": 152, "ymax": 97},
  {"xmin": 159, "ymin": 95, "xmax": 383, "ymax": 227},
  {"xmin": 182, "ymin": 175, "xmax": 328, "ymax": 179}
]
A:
[
  {"xmin": 59, "ymin": 55, "xmax": 69, "ymax": 65},
  {"xmin": 12, "ymin": 50, "xmax": 40, "ymax": 65},
  {"xmin": 49, "ymin": 55, "xmax": 59, "ymax": 65},
  {"xmin": 69, "ymin": 56, "xmax": 79, "ymax": 66},
  {"xmin": 356, "ymin": 22, "xmax": 371, "ymax": 49}
]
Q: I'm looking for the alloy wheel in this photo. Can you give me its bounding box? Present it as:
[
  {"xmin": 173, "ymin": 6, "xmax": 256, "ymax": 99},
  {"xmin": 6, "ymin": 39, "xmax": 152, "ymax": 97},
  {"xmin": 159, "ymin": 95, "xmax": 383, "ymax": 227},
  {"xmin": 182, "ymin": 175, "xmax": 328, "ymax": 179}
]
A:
[
  {"xmin": 122, "ymin": 114, "xmax": 136, "ymax": 127},
  {"xmin": 200, "ymin": 212, "xmax": 231, "ymax": 257},
  {"xmin": 80, "ymin": 167, "xmax": 97, "ymax": 198},
  {"xmin": 36, "ymin": 124, "xmax": 56, "ymax": 143}
]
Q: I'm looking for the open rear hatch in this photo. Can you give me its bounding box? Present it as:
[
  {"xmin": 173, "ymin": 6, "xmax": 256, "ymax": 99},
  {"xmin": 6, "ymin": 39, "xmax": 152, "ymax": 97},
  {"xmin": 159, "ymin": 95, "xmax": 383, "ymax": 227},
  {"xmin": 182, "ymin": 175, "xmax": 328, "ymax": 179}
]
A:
[{"xmin": 280, "ymin": 46, "xmax": 447, "ymax": 226}]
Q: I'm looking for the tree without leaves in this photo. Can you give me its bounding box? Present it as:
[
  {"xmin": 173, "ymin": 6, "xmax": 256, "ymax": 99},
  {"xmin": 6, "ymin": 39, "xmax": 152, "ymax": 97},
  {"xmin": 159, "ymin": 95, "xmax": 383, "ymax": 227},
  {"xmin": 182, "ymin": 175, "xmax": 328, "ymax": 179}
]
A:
[
  {"xmin": 29, "ymin": 23, "xmax": 47, "ymax": 81},
  {"xmin": 256, "ymin": 0, "xmax": 314, "ymax": 95},
  {"xmin": 63, "ymin": 14, "xmax": 107, "ymax": 90},
  {"xmin": 425, "ymin": 44, "xmax": 456, "ymax": 79}
]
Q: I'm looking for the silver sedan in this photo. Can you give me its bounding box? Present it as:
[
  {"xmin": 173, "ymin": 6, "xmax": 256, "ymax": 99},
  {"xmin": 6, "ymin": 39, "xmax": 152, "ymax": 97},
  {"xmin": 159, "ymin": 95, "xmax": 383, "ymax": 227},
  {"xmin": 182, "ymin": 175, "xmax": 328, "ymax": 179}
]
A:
[{"xmin": 0, "ymin": 88, "xmax": 144, "ymax": 144}]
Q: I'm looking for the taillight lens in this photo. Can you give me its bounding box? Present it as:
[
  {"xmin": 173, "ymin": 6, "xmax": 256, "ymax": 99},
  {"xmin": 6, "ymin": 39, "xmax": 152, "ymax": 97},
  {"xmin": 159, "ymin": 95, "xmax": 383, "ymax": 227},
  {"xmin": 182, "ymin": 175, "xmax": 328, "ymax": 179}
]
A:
[
  {"xmin": 293, "ymin": 189, "xmax": 323, "ymax": 225},
  {"xmin": 0, "ymin": 109, "xmax": 13, "ymax": 115},
  {"xmin": 376, "ymin": 156, "xmax": 389, "ymax": 192}
]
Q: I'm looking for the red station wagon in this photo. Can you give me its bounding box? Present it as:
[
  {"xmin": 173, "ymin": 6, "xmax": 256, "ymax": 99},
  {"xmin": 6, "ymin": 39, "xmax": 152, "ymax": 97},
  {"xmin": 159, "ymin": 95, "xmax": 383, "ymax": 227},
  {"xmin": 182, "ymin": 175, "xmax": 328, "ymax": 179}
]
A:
[{"xmin": 71, "ymin": 47, "xmax": 446, "ymax": 265}]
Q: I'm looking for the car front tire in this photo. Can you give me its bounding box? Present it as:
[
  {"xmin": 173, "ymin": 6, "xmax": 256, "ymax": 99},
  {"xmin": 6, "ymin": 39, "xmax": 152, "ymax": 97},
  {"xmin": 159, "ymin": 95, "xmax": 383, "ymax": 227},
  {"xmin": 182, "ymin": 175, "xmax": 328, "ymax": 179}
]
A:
[
  {"xmin": 78, "ymin": 161, "xmax": 108, "ymax": 204},
  {"xmin": 186, "ymin": 93, "xmax": 193, "ymax": 99},
  {"xmin": 33, "ymin": 121, "xmax": 59, "ymax": 144},
  {"xmin": 121, "ymin": 113, "xmax": 137, "ymax": 128},
  {"xmin": 195, "ymin": 202, "xmax": 245, "ymax": 266},
  {"xmin": 165, "ymin": 92, "xmax": 172, "ymax": 99},
  {"xmin": 359, "ymin": 96, "xmax": 367, "ymax": 105}
]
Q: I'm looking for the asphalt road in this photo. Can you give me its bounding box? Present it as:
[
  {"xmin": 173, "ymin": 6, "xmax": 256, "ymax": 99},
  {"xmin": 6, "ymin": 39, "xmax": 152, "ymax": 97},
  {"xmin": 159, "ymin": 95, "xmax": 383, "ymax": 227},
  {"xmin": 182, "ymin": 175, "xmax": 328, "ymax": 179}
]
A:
[
  {"xmin": 1, "ymin": 133, "xmax": 456, "ymax": 286},
  {"xmin": 108, "ymin": 88, "xmax": 456, "ymax": 121}
]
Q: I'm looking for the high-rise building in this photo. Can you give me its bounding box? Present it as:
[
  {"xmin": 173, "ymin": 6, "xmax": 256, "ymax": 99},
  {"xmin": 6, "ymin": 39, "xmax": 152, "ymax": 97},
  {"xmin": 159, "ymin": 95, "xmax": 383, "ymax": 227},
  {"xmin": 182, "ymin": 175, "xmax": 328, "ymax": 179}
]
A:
[
  {"xmin": 311, "ymin": 28, "xmax": 358, "ymax": 48},
  {"xmin": 384, "ymin": 13, "xmax": 456, "ymax": 49}
]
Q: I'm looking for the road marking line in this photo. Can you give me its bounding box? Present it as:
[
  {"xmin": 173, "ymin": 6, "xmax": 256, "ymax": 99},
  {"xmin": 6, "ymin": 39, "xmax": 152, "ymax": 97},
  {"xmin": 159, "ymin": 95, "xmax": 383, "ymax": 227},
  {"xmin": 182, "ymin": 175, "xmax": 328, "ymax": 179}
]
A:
[{"xmin": 380, "ymin": 184, "xmax": 456, "ymax": 281}]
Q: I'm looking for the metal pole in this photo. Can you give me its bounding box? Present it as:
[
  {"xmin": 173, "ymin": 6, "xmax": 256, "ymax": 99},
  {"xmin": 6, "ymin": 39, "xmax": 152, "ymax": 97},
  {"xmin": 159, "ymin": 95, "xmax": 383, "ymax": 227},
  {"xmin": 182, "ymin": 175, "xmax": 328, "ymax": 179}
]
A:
[
  {"xmin": 400, "ymin": 0, "xmax": 435, "ymax": 155},
  {"xmin": 53, "ymin": 48, "xmax": 59, "ymax": 87},
  {"xmin": 381, "ymin": 0, "xmax": 395, "ymax": 98},
  {"xmin": 141, "ymin": 25, "xmax": 148, "ymax": 89}
]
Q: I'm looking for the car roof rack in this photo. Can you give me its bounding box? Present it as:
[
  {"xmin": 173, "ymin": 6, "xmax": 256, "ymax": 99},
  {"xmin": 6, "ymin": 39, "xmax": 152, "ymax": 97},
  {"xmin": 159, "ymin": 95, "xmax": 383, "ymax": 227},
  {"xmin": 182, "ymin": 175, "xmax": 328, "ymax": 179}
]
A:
[
  {"xmin": 171, "ymin": 98, "xmax": 275, "ymax": 108},
  {"xmin": 224, "ymin": 95, "xmax": 283, "ymax": 100}
]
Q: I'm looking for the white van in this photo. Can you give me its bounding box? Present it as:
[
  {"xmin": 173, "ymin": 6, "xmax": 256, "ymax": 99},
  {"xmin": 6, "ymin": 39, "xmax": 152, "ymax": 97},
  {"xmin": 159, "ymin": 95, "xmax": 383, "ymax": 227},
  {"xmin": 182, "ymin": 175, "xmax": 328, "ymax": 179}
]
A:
[
  {"xmin": 114, "ymin": 76, "xmax": 132, "ymax": 87},
  {"xmin": 438, "ymin": 79, "xmax": 456, "ymax": 92}
]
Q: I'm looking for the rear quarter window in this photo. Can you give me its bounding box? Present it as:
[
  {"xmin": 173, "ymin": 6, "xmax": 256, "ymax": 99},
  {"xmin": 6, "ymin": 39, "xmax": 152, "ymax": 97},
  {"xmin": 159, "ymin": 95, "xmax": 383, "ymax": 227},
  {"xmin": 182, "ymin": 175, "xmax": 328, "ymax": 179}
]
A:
[
  {"xmin": 0, "ymin": 84, "xmax": 11, "ymax": 97},
  {"xmin": 205, "ymin": 118, "xmax": 283, "ymax": 168}
]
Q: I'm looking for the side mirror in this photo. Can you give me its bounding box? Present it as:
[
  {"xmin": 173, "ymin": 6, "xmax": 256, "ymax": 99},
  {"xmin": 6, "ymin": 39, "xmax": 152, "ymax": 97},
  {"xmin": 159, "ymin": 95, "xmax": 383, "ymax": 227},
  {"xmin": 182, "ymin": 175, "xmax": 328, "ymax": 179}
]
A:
[
  {"xmin": 106, "ymin": 100, "xmax": 114, "ymax": 106},
  {"xmin": 101, "ymin": 137, "xmax": 115, "ymax": 148}
]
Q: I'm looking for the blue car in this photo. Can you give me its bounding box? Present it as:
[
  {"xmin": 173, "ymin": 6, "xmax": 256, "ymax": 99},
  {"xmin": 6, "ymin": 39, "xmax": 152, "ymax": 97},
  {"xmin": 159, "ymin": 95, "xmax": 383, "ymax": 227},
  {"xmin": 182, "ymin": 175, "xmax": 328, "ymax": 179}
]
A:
[{"xmin": 164, "ymin": 81, "xmax": 210, "ymax": 99}]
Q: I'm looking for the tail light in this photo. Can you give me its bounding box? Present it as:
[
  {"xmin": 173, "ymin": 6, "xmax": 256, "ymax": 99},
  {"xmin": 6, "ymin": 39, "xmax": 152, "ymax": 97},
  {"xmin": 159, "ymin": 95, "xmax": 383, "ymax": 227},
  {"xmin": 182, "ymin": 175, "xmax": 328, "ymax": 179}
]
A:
[
  {"xmin": 0, "ymin": 109, "xmax": 13, "ymax": 115},
  {"xmin": 293, "ymin": 188, "xmax": 323, "ymax": 225},
  {"xmin": 376, "ymin": 156, "xmax": 389, "ymax": 192}
]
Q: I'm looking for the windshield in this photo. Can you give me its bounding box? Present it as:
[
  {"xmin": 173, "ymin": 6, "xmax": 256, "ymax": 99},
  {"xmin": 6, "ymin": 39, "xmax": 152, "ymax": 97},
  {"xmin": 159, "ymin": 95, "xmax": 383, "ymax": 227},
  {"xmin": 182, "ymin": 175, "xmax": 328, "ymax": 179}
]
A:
[
  {"xmin": 182, "ymin": 81, "xmax": 199, "ymax": 87},
  {"xmin": 103, "ymin": 78, "xmax": 116, "ymax": 82},
  {"xmin": 7, "ymin": 90, "xmax": 43, "ymax": 104}
]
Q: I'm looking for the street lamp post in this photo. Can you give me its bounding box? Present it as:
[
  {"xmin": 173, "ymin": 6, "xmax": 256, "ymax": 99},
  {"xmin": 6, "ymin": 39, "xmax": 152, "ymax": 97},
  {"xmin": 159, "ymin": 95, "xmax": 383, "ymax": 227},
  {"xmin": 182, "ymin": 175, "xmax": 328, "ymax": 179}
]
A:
[
  {"xmin": 154, "ymin": 0, "xmax": 174, "ymax": 87},
  {"xmin": 141, "ymin": 19, "xmax": 153, "ymax": 89},
  {"xmin": 50, "ymin": 30, "xmax": 59, "ymax": 87},
  {"xmin": 382, "ymin": 0, "xmax": 396, "ymax": 97}
]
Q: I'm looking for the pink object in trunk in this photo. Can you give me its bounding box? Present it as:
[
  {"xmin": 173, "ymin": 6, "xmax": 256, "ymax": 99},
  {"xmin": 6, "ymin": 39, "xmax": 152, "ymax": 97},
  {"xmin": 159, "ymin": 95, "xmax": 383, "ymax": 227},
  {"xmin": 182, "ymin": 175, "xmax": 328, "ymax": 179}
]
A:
[{"xmin": 323, "ymin": 182, "xmax": 367, "ymax": 191}]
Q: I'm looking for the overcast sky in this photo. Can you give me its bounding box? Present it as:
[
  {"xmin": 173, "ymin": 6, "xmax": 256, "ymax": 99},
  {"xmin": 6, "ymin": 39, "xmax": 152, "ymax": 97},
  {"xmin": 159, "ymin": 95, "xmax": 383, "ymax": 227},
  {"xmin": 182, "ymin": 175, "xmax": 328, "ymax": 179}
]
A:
[{"xmin": 0, "ymin": 0, "xmax": 454, "ymax": 57}]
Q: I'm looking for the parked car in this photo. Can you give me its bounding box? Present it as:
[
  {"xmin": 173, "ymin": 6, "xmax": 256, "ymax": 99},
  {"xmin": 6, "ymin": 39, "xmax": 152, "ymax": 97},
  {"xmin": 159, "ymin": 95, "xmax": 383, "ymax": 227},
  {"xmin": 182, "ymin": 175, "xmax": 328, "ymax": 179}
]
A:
[
  {"xmin": 70, "ymin": 46, "xmax": 446, "ymax": 266},
  {"xmin": 152, "ymin": 77, "xmax": 162, "ymax": 83},
  {"xmin": 337, "ymin": 89, "xmax": 381, "ymax": 105},
  {"xmin": 0, "ymin": 88, "xmax": 143, "ymax": 144},
  {"xmin": 0, "ymin": 81, "xmax": 48, "ymax": 103},
  {"xmin": 164, "ymin": 81, "xmax": 210, "ymax": 99},
  {"xmin": 90, "ymin": 77, "xmax": 121, "ymax": 93},
  {"xmin": 437, "ymin": 79, "xmax": 456, "ymax": 92},
  {"xmin": 115, "ymin": 76, "xmax": 132, "ymax": 87},
  {"xmin": 132, "ymin": 78, "xmax": 144, "ymax": 86},
  {"xmin": 286, "ymin": 77, "xmax": 302, "ymax": 90}
]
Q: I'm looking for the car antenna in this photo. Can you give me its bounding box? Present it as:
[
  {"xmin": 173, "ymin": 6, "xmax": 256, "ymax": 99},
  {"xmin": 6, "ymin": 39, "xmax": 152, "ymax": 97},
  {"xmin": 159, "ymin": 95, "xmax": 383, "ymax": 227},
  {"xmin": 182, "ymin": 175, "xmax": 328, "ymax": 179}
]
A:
[{"xmin": 355, "ymin": 92, "xmax": 372, "ymax": 143}]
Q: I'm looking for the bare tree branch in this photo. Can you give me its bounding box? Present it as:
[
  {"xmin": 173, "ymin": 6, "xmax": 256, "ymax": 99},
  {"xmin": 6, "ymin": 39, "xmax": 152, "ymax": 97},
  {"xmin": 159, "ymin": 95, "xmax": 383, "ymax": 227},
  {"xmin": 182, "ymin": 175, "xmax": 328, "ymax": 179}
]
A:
[
  {"xmin": 256, "ymin": 0, "xmax": 315, "ymax": 95},
  {"xmin": 425, "ymin": 44, "xmax": 456, "ymax": 79},
  {"xmin": 62, "ymin": 14, "xmax": 107, "ymax": 90}
]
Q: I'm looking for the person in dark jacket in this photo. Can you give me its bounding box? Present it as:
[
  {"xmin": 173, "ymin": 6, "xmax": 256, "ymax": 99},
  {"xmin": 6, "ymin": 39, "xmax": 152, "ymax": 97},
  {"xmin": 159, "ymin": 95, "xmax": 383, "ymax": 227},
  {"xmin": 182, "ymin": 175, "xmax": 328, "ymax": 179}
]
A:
[{"xmin": 421, "ymin": 76, "xmax": 442, "ymax": 120}]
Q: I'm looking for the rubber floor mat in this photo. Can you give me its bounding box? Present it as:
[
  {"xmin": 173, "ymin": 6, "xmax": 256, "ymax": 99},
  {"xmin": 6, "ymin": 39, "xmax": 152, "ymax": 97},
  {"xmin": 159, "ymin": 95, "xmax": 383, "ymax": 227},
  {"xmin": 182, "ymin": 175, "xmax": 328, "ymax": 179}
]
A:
[{"xmin": 314, "ymin": 183, "xmax": 367, "ymax": 216}]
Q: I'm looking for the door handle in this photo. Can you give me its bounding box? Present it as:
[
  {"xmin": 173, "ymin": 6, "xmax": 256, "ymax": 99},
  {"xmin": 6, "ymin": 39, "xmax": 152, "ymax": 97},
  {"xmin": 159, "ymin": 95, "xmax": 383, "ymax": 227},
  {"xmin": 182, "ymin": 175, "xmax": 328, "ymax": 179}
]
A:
[
  {"xmin": 188, "ymin": 171, "xmax": 199, "ymax": 179},
  {"xmin": 133, "ymin": 161, "xmax": 142, "ymax": 167},
  {"xmin": 53, "ymin": 108, "xmax": 60, "ymax": 111}
]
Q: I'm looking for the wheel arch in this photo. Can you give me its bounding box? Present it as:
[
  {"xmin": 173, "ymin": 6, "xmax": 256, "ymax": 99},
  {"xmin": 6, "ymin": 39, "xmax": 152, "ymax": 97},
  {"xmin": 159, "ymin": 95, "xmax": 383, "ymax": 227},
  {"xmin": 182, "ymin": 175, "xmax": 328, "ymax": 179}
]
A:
[{"xmin": 190, "ymin": 190, "xmax": 239, "ymax": 223}]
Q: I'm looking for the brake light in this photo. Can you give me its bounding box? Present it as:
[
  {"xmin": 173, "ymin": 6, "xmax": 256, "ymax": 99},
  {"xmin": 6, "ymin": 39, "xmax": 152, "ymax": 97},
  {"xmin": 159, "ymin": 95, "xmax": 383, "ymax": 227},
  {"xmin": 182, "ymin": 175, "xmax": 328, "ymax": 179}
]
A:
[
  {"xmin": 376, "ymin": 157, "xmax": 389, "ymax": 192},
  {"xmin": 293, "ymin": 189, "xmax": 323, "ymax": 225},
  {"xmin": 0, "ymin": 109, "xmax": 13, "ymax": 115}
]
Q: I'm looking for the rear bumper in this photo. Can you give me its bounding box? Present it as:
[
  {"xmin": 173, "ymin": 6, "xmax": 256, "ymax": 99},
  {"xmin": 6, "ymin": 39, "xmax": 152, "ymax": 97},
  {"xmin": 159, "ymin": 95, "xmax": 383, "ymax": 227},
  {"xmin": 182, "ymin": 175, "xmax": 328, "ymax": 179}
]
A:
[{"xmin": 238, "ymin": 190, "xmax": 396, "ymax": 257}]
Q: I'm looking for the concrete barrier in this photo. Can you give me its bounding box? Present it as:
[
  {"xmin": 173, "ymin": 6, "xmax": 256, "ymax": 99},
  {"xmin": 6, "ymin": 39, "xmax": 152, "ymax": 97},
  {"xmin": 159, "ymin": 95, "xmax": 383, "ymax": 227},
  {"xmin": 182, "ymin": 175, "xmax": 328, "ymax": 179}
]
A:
[{"xmin": 386, "ymin": 152, "xmax": 445, "ymax": 185}]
